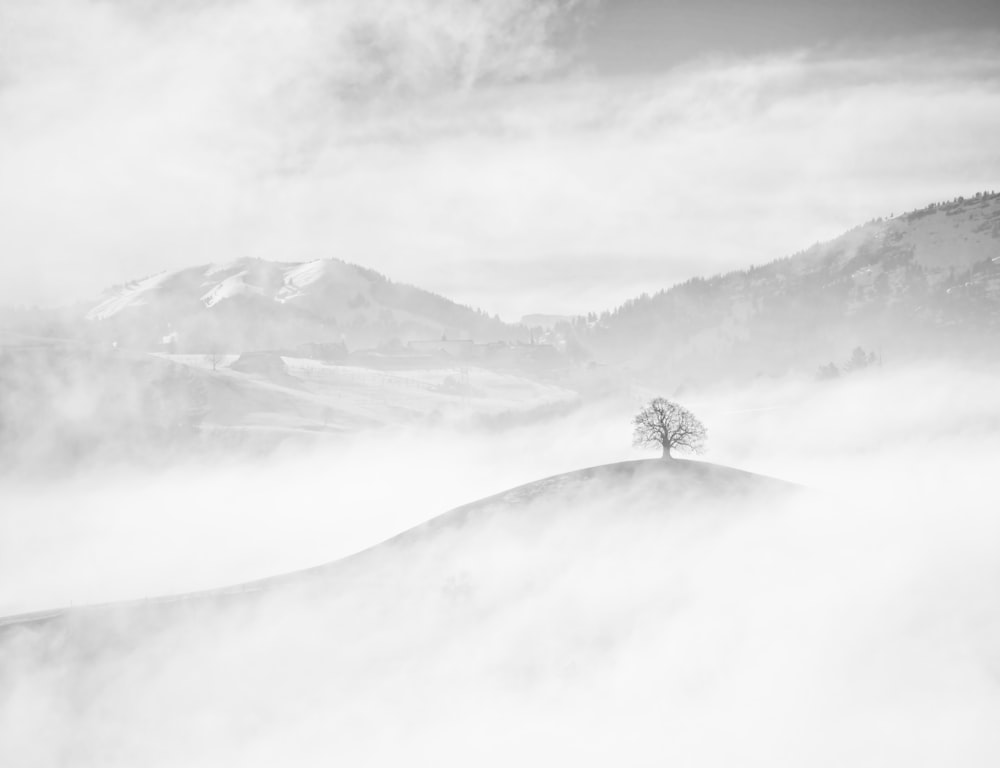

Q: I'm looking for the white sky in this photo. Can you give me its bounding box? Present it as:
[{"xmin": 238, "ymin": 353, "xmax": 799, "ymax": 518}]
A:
[{"xmin": 0, "ymin": 0, "xmax": 998, "ymax": 320}]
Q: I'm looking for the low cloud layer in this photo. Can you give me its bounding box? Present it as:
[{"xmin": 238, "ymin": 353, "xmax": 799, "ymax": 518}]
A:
[
  {"xmin": 2, "ymin": 362, "xmax": 1000, "ymax": 766},
  {"xmin": 0, "ymin": 402, "xmax": 634, "ymax": 615},
  {"xmin": 1, "ymin": 1, "xmax": 998, "ymax": 317},
  {"xmin": 2, "ymin": 4, "xmax": 998, "ymax": 764},
  {"xmin": 2, "ymin": 359, "xmax": 998, "ymax": 608}
]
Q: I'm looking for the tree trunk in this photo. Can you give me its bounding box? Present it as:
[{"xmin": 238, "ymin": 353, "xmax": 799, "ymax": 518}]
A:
[{"xmin": 661, "ymin": 444, "xmax": 672, "ymax": 460}]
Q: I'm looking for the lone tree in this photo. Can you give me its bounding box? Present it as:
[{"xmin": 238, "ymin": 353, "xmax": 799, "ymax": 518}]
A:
[{"xmin": 632, "ymin": 397, "xmax": 707, "ymax": 460}]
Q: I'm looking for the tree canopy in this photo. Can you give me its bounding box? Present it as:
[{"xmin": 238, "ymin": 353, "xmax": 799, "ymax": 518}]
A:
[{"xmin": 632, "ymin": 397, "xmax": 707, "ymax": 459}]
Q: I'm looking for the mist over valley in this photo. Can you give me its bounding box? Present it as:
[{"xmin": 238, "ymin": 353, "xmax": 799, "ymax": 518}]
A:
[{"xmin": 1, "ymin": 1, "xmax": 999, "ymax": 765}]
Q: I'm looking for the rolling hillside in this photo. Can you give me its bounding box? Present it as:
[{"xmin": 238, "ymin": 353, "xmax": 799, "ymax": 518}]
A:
[
  {"xmin": 0, "ymin": 458, "xmax": 797, "ymax": 633},
  {"xmin": 9, "ymin": 457, "xmax": 973, "ymax": 768},
  {"xmin": 0, "ymin": 334, "xmax": 576, "ymax": 473},
  {"xmin": 1, "ymin": 460, "xmax": 993, "ymax": 766}
]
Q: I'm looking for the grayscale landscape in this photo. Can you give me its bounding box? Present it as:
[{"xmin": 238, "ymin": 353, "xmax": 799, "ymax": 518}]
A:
[{"xmin": 1, "ymin": 1, "xmax": 999, "ymax": 766}]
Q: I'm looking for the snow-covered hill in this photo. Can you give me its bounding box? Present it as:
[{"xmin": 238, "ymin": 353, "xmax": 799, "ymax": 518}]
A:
[
  {"xmin": 0, "ymin": 461, "xmax": 801, "ymax": 765},
  {"xmin": 84, "ymin": 257, "xmax": 523, "ymax": 353}
]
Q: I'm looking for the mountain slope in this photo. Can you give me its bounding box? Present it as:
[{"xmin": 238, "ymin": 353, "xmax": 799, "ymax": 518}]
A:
[
  {"xmin": 84, "ymin": 257, "xmax": 525, "ymax": 353},
  {"xmin": 569, "ymin": 191, "xmax": 1000, "ymax": 384}
]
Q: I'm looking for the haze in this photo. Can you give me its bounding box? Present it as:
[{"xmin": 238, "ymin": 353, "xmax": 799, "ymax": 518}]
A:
[
  {"xmin": 0, "ymin": 0, "xmax": 998, "ymax": 317},
  {"xmin": 1, "ymin": 1, "xmax": 999, "ymax": 766}
]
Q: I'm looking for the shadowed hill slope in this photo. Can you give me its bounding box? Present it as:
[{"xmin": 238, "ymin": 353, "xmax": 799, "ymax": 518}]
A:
[
  {"xmin": 0, "ymin": 459, "xmax": 799, "ymax": 634},
  {"xmin": 565, "ymin": 192, "xmax": 1000, "ymax": 384}
]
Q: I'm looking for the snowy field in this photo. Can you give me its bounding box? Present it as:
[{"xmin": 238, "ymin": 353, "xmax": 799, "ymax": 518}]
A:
[{"xmin": 157, "ymin": 353, "xmax": 578, "ymax": 433}]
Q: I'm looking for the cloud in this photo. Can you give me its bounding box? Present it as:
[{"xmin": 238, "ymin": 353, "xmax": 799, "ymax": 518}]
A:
[
  {"xmin": 2, "ymin": 360, "xmax": 1000, "ymax": 766},
  {"xmin": 0, "ymin": 0, "xmax": 579, "ymax": 303},
  {"xmin": 0, "ymin": 3, "xmax": 997, "ymax": 321},
  {"xmin": 0, "ymin": 397, "xmax": 636, "ymax": 615}
]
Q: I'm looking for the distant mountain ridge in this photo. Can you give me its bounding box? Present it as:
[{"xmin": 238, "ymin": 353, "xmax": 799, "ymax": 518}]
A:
[
  {"xmin": 565, "ymin": 191, "xmax": 1000, "ymax": 384},
  {"xmin": 30, "ymin": 192, "xmax": 1000, "ymax": 381},
  {"xmin": 84, "ymin": 257, "xmax": 524, "ymax": 353}
]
